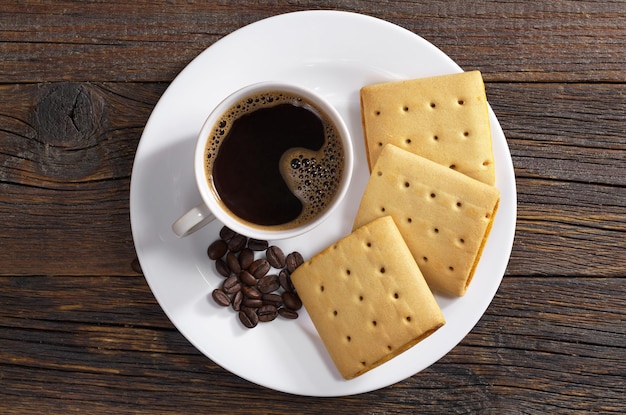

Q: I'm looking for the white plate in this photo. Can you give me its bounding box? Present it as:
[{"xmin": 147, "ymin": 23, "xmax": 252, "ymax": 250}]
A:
[{"xmin": 130, "ymin": 10, "xmax": 516, "ymax": 397}]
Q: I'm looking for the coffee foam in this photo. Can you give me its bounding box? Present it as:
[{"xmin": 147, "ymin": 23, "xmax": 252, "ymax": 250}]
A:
[{"xmin": 204, "ymin": 90, "xmax": 345, "ymax": 231}]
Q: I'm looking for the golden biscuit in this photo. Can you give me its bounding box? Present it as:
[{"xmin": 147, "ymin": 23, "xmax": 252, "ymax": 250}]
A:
[
  {"xmin": 360, "ymin": 71, "xmax": 495, "ymax": 185},
  {"xmin": 291, "ymin": 216, "xmax": 445, "ymax": 379},
  {"xmin": 353, "ymin": 144, "xmax": 500, "ymax": 296}
]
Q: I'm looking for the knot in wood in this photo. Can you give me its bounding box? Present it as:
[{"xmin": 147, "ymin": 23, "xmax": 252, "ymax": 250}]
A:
[
  {"xmin": 32, "ymin": 83, "xmax": 107, "ymax": 180},
  {"xmin": 35, "ymin": 83, "xmax": 105, "ymax": 148}
]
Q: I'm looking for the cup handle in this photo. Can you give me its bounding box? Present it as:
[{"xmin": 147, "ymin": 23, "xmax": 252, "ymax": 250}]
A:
[{"xmin": 172, "ymin": 203, "xmax": 216, "ymax": 238}]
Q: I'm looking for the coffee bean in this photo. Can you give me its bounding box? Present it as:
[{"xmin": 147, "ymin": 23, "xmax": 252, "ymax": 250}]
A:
[
  {"xmin": 239, "ymin": 270, "xmax": 257, "ymax": 286},
  {"xmin": 257, "ymin": 305, "xmax": 278, "ymax": 322},
  {"xmin": 231, "ymin": 290, "xmax": 243, "ymax": 311},
  {"xmin": 238, "ymin": 248, "xmax": 255, "ymax": 270},
  {"xmin": 226, "ymin": 252, "xmax": 241, "ymax": 274},
  {"xmin": 249, "ymin": 258, "xmax": 270, "ymax": 278},
  {"xmin": 282, "ymin": 291, "xmax": 302, "ymax": 311},
  {"xmin": 286, "ymin": 251, "xmax": 304, "ymax": 273},
  {"xmin": 266, "ymin": 245, "xmax": 286, "ymax": 268},
  {"xmin": 219, "ymin": 226, "xmax": 236, "ymax": 241},
  {"xmin": 239, "ymin": 307, "xmax": 258, "ymax": 328},
  {"xmin": 131, "ymin": 257, "xmax": 143, "ymax": 274},
  {"xmin": 248, "ymin": 238, "xmax": 269, "ymax": 251},
  {"xmin": 243, "ymin": 298, "xmax": 264, "ymax": 308},
  {"xmin": 278, "ymin": 308, "xmax": 299, "ymax": 319},
  {"xmin": 222, "ymin": 275, "xmax": 241, "ymax": 294},
  {"xmin": 207, "ymin": 234, "xmax": 301, "ymax": 328},
  {"xmin": 257, "ymin": 274, "xmax": 280, "ymax": 294},
  {"xmin": 242, "ymin": 285, "xmax": 262, "ymax": 300},
  {"xmin": 207, "ymin": 239, "xmax": 228, "ymax": 260},
  {"xmin": 211, "ymin": 288, "xmax": 231, "ymax": 307},
  {"xmin": 262, "ymin": 293, "xmax": 283, "ymax": 307},
  {"xmin": 215, "ymin": 259, "xmax": 231, "ymax": 277},
  {"xmin": 278, "ymin": 269, "xmax": 294, "ymax": 292},
  {"xmin": 228, "ymin": 234, "xmax": 247, "ymax": 252}
]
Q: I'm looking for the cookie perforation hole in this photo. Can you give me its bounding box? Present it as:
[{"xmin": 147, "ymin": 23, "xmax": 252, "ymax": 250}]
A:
[
  {"xmin": 333, "ymin": 310, "xmax": 338, "ymax": 316},
  {"xmin": 320, "ymin": 285, "xmax": 325, "ymax": 292},
  {"xmin": 358, "ymin": 295, "xmax": 364, "ymax": 301},
  {"xmin": 380, "ymin": 267, "xmax": 386, "ymax": 274},
  {"xmin": 430, "ymin": 102, "xmax": 436, "ymax": 108},
  {"xmin": 404, "ymin": 181, "xmax": 410, "ymax": 188},
  {"xmin": 430, "ymin": 192, "xmax": 436, "ymax": 198},
  {"xmin": 393, "ymin": 292, "xmax": 399, "ymax": 299},
  {"xmin": 433, "ymin": 135, "xmax": 439, "ymax": 141},
  {"xmin": 434, "ymin": 228, "xmax": 439, "ymax": 234},
  {"xmin": 449, "ymin": 266, "xmax": 455, "ymax": 271},
  {"xmin": 407, "ymin": 217, "xmax": 413, "ymax": 223},
  {"xmin": 381, "ymin": 207, "xmax": 386, "ymax": 213},
  {"xmin": 405, "ymin": 138, "xmax": 412, "ymax": 144},
  {"xmin": 346, "ymin": 336, "xmax": 351, "ymax": 342},
  {"xmin": 372, "ymin": 320, "xmax": 377, "ymax": 327},
  {"xmin": 403, "ymin": 106, "xmax": 409, "ymax": 112},
  {"xmin": 366, "ymin": 242, "xmax": 372, "ymax": 248},
  {"xmin": 374, "ymin": 110, "xmax": 381, "ymax": 116},
  {"xmin": 456, "ymin": 201, "xmax": 463, "ymax": 208},
  {"xmin": 405, "ymin": 316, "xmax": 412, "ymax": 322},
  {"xmin": 377, "ymin": 141, "xmax": 383, "ymax": 147},
  {"xmin": 457, "ymin": 99, "xmax": 465, "ymax": 105},
  {"xmin": 463, "ymin": 131, "xmax": 469, "ymax": 137},
  {"xmin": 422, "ymin": 256, "xmax": 428, "ymax": 262}
]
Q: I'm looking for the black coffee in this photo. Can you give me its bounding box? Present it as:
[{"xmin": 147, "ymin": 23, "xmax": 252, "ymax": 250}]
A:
[{"xmin": 205, "ymin": 90, "xmax": 345, "ymax": 230}]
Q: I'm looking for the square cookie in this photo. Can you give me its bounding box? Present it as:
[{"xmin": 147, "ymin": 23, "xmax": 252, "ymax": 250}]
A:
[
  {"xmin": 360, "ymin": 70, "xmax": 495, "ymax": 185},
  {"xmin": 353, "ymin": 144, "xmax": 500, "ymax": 297},
  {"xmin": 290, "ymin": 216, "xmax": 445, "ymax": 380}
]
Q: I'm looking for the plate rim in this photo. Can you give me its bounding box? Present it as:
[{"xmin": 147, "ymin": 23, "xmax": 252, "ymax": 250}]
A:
[{"xmin": 130, "ymin": 9, "xmax": 517, "ymax": 397}]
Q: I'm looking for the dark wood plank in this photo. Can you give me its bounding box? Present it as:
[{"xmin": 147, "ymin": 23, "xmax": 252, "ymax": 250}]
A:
[
  {"xmin": 487, "ymin": 82, "xmax": 626, "ymax": 276},
  {"xmin": 0, "ymin": 275, "xmax": 623, "ymax": 413},
  {"xmin": 0, "ymin": 1, "xmax": 624, "ymax": 83},
  {"xmin": 0, "ymin": 82, "xmax": 167, "ymax": 276},
  {"xmin": 403, "ymin": 1, "xmax": 626, "ymax": 83},
  {"xmin": 2, "ymin": 81, "xmax": 624, "ymax": 277},
  {"xmin": 489, "ymin": 83, "xmax": 626, "ymax": 186}
]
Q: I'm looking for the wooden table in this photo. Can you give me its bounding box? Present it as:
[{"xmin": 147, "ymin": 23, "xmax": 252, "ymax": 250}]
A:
[{"xmin": 1, "ymin": 1, "xmax": 624, "ymax": 413}]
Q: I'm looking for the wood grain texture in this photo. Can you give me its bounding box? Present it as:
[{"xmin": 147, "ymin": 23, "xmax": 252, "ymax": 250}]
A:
[
  {"xmin": 0, "ymin": 1, "xmax": 624, "ymax": 82},
  {"xmin": 0, "ymin": 276, "xmax": 623, "ymax": 414},
  {"xmin": 0, "ymin": 1, "xmax": 624, "ymax": 413},
  {"xmin": 0, "ymin": 82, "xmax": 166, "ymax": 276},
  {"xmin": 1, "ymin": 82, "xmax": 623, "ymax": 276},
  {"xmin": 487, "ymin": 83, "xmax": 626, "ymax": 277}
]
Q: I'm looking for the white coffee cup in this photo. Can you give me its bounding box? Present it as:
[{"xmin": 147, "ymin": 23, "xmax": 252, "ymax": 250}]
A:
[{"xmin": 172, "ymin": 81, "xmax": 354, "ymax": 240}]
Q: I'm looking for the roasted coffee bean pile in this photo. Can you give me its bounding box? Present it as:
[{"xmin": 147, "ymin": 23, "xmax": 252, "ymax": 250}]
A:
[{"xmin": 208, "ymin": 226, "xmax": 304, "ymax": 328}]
